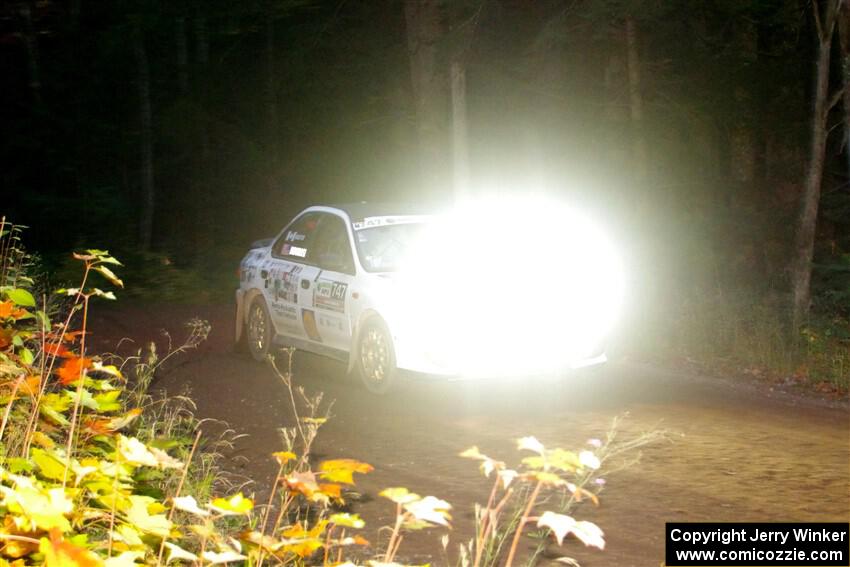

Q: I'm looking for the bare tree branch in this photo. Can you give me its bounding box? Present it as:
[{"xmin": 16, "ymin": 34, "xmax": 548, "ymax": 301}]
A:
[
  {"xmin": 814, "ymin": 0, "xmax": 824, "ymax": 41},
  {"xmin": 827, "ymin": 83, "xmax": 849, "ymax": 111}
]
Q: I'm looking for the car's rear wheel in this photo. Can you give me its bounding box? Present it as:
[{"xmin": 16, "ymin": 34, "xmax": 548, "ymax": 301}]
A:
[
  {"xmin": 356, "ymin": 319, "xmax": 397, "ymax": 394},
  {"xmin": 247, "ymin": 298, "xmax": 273, "ymax": 362}
]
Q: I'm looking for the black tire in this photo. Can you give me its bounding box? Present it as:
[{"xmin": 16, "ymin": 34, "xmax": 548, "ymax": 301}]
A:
[
  {"xmin": 246, "ymin": 298, "xmax": 274, "ymax": 362},
  {"xmin": 355, "ymin": 319, "xmax": 397, "ymax": 394}
]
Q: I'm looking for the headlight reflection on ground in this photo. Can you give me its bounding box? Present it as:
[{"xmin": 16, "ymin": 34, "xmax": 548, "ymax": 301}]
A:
[{"xmin": 397, "ymin": 195, "xmax": 624, "ymax": 377}]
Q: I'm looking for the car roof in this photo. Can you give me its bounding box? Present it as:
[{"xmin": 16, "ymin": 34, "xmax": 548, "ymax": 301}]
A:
[{"xmin": 324, "ymin": 201, "xmax": 442, "ymax": 224}]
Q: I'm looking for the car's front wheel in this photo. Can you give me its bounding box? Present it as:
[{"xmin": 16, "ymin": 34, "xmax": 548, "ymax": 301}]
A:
[
  {"xmin": 246, "ymin": 298, "xmax": 274, "ymax": 362},
  {"xmin": 356, "ymin": 319, "xmax": 397, "ymax": 394}
]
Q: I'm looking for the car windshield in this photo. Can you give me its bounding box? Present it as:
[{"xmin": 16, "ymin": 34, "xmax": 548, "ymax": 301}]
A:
[{"xmin": 354, "ymin": 219, "xmax": 429, "ymax": 272}]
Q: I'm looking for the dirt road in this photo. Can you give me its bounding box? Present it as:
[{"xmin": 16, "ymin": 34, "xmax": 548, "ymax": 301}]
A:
[{"xmin": 90, "ymin": 304, "xmax": 850, "ymax": 567}]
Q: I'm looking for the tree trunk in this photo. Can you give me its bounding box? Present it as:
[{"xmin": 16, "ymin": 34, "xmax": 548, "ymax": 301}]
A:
[
  {"xmin": 838, "ymin": 3, "xmax": 850, "ymax": 174},
  {"xmin": 792, "ymin": 0, "xmax": 841, "ymax": 328},
  {"xmin": 729, "ymin": 19, "xmax": 758, "ymax": 202},
  {"xmin": 404, "ymin": 0, "xmax": 447, "ymax": 195},
  {"xmin": 192, "ymin": 7, "xmax": 214, "ymax": 257},
  {"xmin": 133, "ymin": 19, "xmax": 155, "ymax": 252},
  {"xmin": 624, "ymin": 16, "xmax": 647, "ymax": 182},
  {"xmin": 450, "ymin": 60, "xmax": 469, "ymax": 200}
]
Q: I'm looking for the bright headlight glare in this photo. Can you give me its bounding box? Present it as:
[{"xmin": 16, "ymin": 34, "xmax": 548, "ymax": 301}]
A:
[{"xmin": 397, "ymin": 195, "xmax": 624, "ymax": 376}]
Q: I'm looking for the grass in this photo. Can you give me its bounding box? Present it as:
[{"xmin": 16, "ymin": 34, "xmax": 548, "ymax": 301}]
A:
[{"xmin": 635, "ymin": 290, "xmax": 850, "ymax": 392}]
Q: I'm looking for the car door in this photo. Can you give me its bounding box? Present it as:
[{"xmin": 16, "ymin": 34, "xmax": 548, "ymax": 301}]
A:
[
  {"xmin": 263, "ymin": 212, "xmax": 321, "ymax": 339},
  {"xmin": 297, "ymin": 213, "xmax": 356, "ymax": 352}
]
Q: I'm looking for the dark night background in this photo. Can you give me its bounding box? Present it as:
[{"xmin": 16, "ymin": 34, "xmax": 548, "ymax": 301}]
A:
[{"xmin": 1, "ymin": 0, "xmax": 849, "ymax": 383}]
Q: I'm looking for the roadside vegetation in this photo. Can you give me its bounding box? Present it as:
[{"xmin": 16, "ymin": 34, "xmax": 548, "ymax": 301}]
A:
[
  {"xmin": 629, "ymin": 288, "xmax": 850, "ymax": 394},
  {"xmin": 0, "ymin": 221, "xmax": 666, "ymax": 565}
]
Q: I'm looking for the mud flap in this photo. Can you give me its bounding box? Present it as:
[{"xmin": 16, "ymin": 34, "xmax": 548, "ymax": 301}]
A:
[{"xmin": 234, "ymin": 289, "xmax": 245, "ymax": 343}]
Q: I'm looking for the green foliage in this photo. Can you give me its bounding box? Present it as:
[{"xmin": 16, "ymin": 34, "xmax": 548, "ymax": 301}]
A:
[{"xmin": 639, "ymin": 290, "xmax": 849, "ymax": 391}]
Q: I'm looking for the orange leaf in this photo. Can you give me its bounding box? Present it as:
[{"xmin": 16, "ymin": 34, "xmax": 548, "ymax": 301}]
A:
[
  {"xmin": 56, "ymin": 356, "xmax": 91, "ymax": 385},
  {"xmin": 284, "ymin": 471, "xmax": 321, "ymax": 499},
  {"xmin": 40, "ymin": 529, "xmax": 103, "ymax": 567},
  {"xmin": 317, "ymin": 459, "xmax": 374, "ymax": 485},
  {"xmin": 281, "ymin": 539, "xmax": 322, "ymax": 558},
  {"xmin": 318, "ymin": 483, "xmax": 342, "ymax": 501},
  {"xmin": 44, "ymin": 343, "xmax": 72, "ymax": 358},
  {"xmin": 20, "ymin": 375, "xmax": 42, "ymax": 396},
  {"xmin": 0, "ymin": 328, "xmax": 13, "ymax": 349}
]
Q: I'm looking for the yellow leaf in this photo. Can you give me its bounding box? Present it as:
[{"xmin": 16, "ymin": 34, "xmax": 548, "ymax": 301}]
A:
[
  {"xmin": 32, "ymin": 449, "xmax": 67, "ymax": 481},
  {"xmin": 272, "ymin": 451, "xmax": 296, "ymax": 465},
  {"xmin": 279, "ymin": 539, "xmax": 323, "ymax": 558},
  {"xmin": 209, "ymin": 493, "xmax": 253, "ymax": 516},
  {"xmin": 32, "ymin": 431, "xmax": 55, "ymax": 449},
  {"xmin": 329, "ymin": 513, "xmax": 365, "ymax": 529},
  {"xmin": 379, "ymin": 487, "xmax": 420, "ymax": 505},
  {"xmin": 0, "ymin": 476, "xmax": 73, "ymax": 532},
  {"xmin": 125, "ymin": 496, "xmax": 172, "ymax": 537},
  {"xmin": 318, "ymin": 459, "xmax": 374, "ymax": 485}
]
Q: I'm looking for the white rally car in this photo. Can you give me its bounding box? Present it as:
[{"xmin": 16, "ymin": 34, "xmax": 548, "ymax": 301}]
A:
[{"xmin": 235, "ymin": 201, "xmax": 622, "ymax": 393}]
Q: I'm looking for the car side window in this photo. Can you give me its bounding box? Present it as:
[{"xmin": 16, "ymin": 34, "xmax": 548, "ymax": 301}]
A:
[
  {"xmin": 312, "ymin": 214, "xmax": 355, "ymax": 274},
  {"xmin": 273, "ymin": 212, "xmax": 320, "ymax": 261}
]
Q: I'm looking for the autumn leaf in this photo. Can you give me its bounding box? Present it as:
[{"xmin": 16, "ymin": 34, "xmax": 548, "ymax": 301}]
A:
[
  {"xmin": 459, "ymin": 446, "xmax": 504, "ymax": 477},
  {"xmin": 20, "ymin": 375, "xmax": 42, "ymax": 397},
  {"xmin": 172, "ymin": 495, "xmax": 210, "ymax": 517},
  {"xmin": 517, "ymin": 436, "xmax": 545, "ymax": 455},
  {"xmin": 56, "ymin": 356, "xmax": 91, "ymax": 385},
  {"xmin": 329, "ymin": 513, "xmax": 365, "ymax": 529},
  {"xmin": 0, "ymin": 301, "xmax": 28, "ymax": 320},
  {"xmin": 527, "ymin": 471, "xmax": 566, "ymax": 486},
  {"xmin": 0, "ymin": 475, "xmax": 73, "ymax": 531},
  {"xmin": 498, "ymin": 469, "xmax": 518, "ymax": 489},
  {"xmin": 163, "ymin": 542, "xmax": 199, "ymax": 563},
  {"xmin": 403, "ymin": 496, "xmax": 452, "ymax": 527},
  {"xmin": 125, "ymin": 495, "xmax": 172, "ymax": 537},
  {"xmin": 272, "ymin": 451, "xmax": 296, "ymax": 465},
  {"xmin": 201, "ymin": 551, "xmax": 248, "ymax": 564},
  {"xmin": 84, "ymin": 408, "xmax": 142, "ymax": 435},
  {"xmin": 337, "ymin": 535, "xmax": 370, "ymax": 546},
  {"xmin": 379, "ymin": 487, "xmax": 420, "ymax": 505},
  {"xmin": 282, "ymin": 520, "xmax": 328, "ymax": 540},
  {"xmin": 284, "ymin": 471, "xmax": 323, "ymax": 501},
  {"xmin": 319, "ymin": 483, "xmax": 343, "ymax": 501},
  {"xmin": 318, "ymin": 459, "xmax": 374, "ymax": 485},
  {"xmin": 547, "ymin": 449, "xmax": 581, "ymax": 472},
  {"xmin": 279, "ymin": 538, "xmax": 323, "ymax": 558},
  {"xmin": 93, "ymin": 265, "xmax": 123, "ymax": 288},
  {"xmin": 43, "ymin": 343, "xmax": 72, "ymax": 358},
  {"xmin": 40, "ymin": 530, "xmax": 103, "ymax": 567},
  {"xmin": 31, "ymin": 448, "xmax": 68, "ymax": 481},
  {"xmin": 537, "ymin": 512, "xmax": 605, "ymax": 549},
  {"xmin": 117, "ymin": 435, "xmax": 183, "ymax": 469},
  {"xmin": 208, "ymin": 493, "xmax": 253, "ymax": 515}
]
